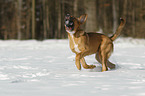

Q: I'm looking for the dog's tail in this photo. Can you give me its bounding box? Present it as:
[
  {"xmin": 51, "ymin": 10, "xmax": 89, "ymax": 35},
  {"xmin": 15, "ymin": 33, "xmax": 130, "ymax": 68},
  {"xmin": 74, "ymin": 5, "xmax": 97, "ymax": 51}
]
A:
[{"xmin": 110, "ymin": 18, "xmax": 126, "ymax": 41}]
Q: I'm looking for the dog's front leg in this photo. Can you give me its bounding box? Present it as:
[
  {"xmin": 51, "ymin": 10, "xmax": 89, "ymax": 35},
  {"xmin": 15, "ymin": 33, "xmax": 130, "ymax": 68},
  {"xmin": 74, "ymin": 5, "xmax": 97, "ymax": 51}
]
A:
[
  {"xmin": 75, "ymin": 53, "xmax": 81, "ymax": 70},
  {"xmin": 80, "ymin": 58, "xmax": 96, "ymax": 69}
]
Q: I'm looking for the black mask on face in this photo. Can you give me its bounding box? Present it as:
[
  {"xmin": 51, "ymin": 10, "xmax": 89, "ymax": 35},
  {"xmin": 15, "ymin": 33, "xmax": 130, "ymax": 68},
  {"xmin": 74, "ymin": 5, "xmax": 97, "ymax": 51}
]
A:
[{"xmin": 65, "ymin": 14, "xmax": 74, "ymax": 30}]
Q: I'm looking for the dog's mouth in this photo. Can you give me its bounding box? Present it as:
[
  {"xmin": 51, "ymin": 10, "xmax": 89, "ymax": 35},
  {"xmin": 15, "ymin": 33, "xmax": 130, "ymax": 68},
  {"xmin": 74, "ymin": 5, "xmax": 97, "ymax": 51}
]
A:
[
  {"xmin": 65, "ymin": 14, "xmax": 75, "ymax": 32},
  {"xmin": 65, "ymin": 19, "xmax": 74, "ymax": 31},
  {"xmin": 65, "ymin": 25, "xmax": 74, "ymax": 32}
]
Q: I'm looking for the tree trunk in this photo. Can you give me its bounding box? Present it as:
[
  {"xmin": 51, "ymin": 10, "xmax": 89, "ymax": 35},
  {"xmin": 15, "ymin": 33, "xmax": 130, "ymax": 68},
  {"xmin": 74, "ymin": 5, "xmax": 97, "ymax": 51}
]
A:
[
  {"xmin": 46, "ymin": 0, "xmax": 50, "ymax": 39},
  {"xmin": 84, "ymin": 0, "xmax": 97, "ymax": 32},
  {"xmin": 61, "ymin": 0, "xmax": 66, "ymax": 38},
  {"xmin": 26, "ymin": 0, "xmax": 31, "ymax": 39},
  {"xmin": 54, "ymin": 0, "xmax": 58, "ymax": 38},
  {"xmin": 74, "ymin": 0, "xmax": 78, "ymax": 17},
  {"xmin": 43, "ymin": 0, "xmax": 47, "ymax": 39},
  {"xmin": 17, "ymin": 0, "xmax": 22, "ymax": 40},
  {"xmin": 123, "ymin": 0, "xmax": 127, "ymax": 17},
  {"xmin": 112, "ymin": 0, "xmax": 118, "ymax": 33},
  {"xmin": 57, "ymin": 0, "xmax": 61, "ymax": 38},
  {"xmin": 132, "ymin": 0, "xmax": 135, "ymax": 37},
  {"xmin": 32, "ymin": 0, "xmax": 35, "ymax": 39}
]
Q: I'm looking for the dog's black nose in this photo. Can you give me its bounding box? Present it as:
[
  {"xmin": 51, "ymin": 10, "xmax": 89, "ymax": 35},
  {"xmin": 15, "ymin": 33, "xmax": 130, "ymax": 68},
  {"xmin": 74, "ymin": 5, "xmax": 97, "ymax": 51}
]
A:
[
  {"xmin": 66, "ymin": 14, "xmax": 70, "ymax": 16},
  {"xmin": 65, "ymin": 14, "xmax": 70, "ymax": 20}
]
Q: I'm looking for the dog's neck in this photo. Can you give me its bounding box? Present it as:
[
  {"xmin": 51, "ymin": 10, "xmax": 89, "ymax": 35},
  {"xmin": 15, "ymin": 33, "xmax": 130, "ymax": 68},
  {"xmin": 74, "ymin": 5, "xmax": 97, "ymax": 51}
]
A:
[
  {"xmin": 67, "ymin": 30, "xmax": 82, "ymax": 53},
  {"xmin": 66, "ymin": 30, "xmax": 75, "ymax": 35},
  {"xmin": 67, "ymin": 29, "xmax": 85, "ymax": 38}
]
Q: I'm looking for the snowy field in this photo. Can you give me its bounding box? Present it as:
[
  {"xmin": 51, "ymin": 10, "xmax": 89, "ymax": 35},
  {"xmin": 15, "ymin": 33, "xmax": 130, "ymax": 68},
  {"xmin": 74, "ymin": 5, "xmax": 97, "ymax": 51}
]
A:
[{"xmin": 0, "ymin": 38, "xmax": 145, "ymax": 96}]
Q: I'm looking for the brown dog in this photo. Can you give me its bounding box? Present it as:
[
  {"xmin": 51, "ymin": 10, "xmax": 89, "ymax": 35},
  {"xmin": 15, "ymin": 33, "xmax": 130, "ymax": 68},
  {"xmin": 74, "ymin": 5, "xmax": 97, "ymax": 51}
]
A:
[{"xmin": 64, "ymin": 14, "xmax": 126, "ymax": 72}]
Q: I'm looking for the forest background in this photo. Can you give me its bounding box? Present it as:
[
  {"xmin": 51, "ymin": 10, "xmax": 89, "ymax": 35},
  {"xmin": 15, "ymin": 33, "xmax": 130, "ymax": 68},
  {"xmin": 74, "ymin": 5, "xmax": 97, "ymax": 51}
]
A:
[{"xmin": 0, "ymin": 0, "xmax": 145, "ymax": 40}]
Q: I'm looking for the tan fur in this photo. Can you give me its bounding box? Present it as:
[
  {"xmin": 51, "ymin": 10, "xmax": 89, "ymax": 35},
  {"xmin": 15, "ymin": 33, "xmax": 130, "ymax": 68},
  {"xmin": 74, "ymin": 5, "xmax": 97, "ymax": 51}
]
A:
[{"xmin": 65, "ymin": 14, "xmax": 126, "ymax": 72}]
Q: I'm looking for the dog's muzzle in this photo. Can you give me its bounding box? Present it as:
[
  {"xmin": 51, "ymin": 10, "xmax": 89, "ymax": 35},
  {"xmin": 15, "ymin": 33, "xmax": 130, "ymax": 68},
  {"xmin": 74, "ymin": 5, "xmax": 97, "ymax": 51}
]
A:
[
  {"xmin": 65, "ymin": 14, "xmax": 75, "ymax": 31},
  {"xmin": 65, "ymin": 21, "xmax": 74, "ymax": 31}
]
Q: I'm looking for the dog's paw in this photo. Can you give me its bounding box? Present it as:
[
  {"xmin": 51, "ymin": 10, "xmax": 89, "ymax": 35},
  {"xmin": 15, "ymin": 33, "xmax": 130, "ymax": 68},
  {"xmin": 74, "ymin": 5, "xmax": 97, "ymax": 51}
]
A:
[{"xmin": 89, "ymin": 65, "xmax": 96, "ymax": 69}]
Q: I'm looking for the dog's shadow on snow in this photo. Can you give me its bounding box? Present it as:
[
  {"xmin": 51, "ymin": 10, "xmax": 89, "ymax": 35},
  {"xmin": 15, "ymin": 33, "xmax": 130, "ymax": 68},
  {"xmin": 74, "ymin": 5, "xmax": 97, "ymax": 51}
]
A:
[
  {"xmin": 88, "ymin": 64, "xmax": 102, "ymax": 72},
  {"xmin": 87, "ymin": 63, "xmax": 120, "ymax": 72}
]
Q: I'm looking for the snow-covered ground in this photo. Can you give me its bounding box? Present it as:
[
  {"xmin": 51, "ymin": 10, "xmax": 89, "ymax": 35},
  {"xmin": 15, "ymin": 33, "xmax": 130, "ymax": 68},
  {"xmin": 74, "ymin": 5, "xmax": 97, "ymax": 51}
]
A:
[{"xmin": 0, "ymin": 38, "xmax": 145, "ymax": 96}]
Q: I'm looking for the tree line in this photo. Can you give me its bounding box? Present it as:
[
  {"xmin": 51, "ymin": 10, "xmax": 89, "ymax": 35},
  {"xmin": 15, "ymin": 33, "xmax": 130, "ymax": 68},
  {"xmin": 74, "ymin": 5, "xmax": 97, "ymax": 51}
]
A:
[{"xmin": 0, "ymin": 0, "xmax": 145, "ymax": 40}]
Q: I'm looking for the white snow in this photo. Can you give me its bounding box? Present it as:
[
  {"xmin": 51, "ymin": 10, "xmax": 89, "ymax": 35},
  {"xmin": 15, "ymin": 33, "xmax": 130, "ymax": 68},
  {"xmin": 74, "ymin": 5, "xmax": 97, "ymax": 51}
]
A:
[{"xmin": 0, "ymin": 38, "xmax": 145, "ymax": 96}]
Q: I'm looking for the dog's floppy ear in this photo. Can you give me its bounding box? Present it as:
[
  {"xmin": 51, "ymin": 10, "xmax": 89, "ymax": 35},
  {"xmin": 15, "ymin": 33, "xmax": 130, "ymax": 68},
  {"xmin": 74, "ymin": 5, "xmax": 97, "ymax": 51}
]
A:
[{"xmin": 78, "ymin": 14, "xmax": 88, "ymax": 24}]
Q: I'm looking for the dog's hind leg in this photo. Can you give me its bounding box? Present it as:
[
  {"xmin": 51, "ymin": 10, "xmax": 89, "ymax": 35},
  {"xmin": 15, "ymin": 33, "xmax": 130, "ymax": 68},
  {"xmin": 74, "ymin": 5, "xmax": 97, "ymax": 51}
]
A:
[
  {"xmin": 95, "ymin": 53, "xmax": 115, "ymax": 69},
  {"xmin": 80, "ymin": 57, "xmax": 96, "ymax": 69},
  {"xmin": 95, "ymin": 52, "xmax": 102, "ymax": 64},
  {"xmin": 95, "ymin": 50, "xmax": 108, "ymax": 71},
  {"xmin": 107, "ymin": 61, "xmax": 115, "ymax": 69}
]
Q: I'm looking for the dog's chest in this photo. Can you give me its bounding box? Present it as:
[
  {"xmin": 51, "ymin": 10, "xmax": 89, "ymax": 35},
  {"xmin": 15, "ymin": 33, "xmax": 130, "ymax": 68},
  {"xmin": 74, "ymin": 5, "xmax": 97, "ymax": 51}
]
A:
[{"xmin": 69, "ymin": 34, "xmax": 81, "ymax": 53}]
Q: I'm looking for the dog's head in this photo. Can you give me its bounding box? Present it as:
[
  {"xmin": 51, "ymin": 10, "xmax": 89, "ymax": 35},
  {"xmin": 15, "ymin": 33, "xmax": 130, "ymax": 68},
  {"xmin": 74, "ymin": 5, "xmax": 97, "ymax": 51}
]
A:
[{"xmin": 65, "ymin": 14, "xmax": 88, "ymax": 34}]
